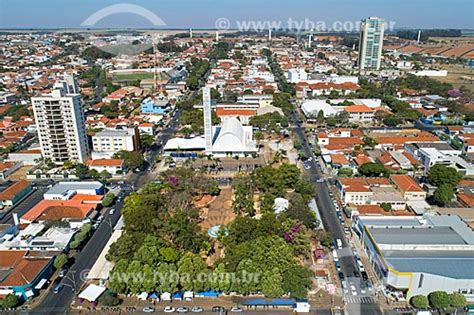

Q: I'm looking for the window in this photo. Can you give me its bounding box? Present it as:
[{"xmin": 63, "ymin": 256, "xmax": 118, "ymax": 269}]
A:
[{"xmin": 418, "ymin": 274, "xmax": 424, "ymax": 288}]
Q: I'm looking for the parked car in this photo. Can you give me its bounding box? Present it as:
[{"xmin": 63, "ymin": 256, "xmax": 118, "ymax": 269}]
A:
[
  {"xmin": 143, "ymin": 306, "xmax": 155, "ymax": 313},
  {"xmin": 338, "ymin": 272, "xmax": 345, "ymax": 280},
  {"xmin": 230, "ymin": 306, "xmax": 243, "ymax": 312},
  {"xmin": 58, "ymin": 269, "xmax": 67, "ymax": 278},
  {"xmin": 53, "ymin": 283, "xmax": 63, "ymax": 294},
  {"xmin": 177, "ymin": 307, "xmax": 189, "ymax": 313},
  {"xmin": 335, "ymin": 261, "xmax": 341, "ymax": 271},
  {"xmin": 344, "ymin": 227, "xmax": 351, "ymax": 235},
  {"xmin": 191, "ymin": 307, "xmax": 203, "ymax": 313},
  {"xmin": 212, "ymin": 306, "xmax": 226, "ymax": 312},
  {"xmin": 109, "ymin": 209, "xmax": 115, "ymax": 215},
  {"xmin": 336, "ymin": 238, "xmax": 343, "ymax": 249},
  {"xmin": 164, "ymin": 306, "xmax": 175, "ymax": 313}
]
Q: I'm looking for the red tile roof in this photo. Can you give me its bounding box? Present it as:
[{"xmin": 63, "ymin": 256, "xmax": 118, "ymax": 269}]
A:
[
  {"xmin": 390, "ymin": 175, "xmax": 423, "ymax": 192},
  {"xmin": 0, "ymin": 180, "xmax": 30, "ymax": 200}
]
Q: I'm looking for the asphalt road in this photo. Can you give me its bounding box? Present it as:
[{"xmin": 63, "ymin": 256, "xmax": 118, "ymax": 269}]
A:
[
  {"xmin": 30, "ymin": 110, "xmax": 181, "ymax": 314},
  {"xmin": 289, "ymin": 111, "xmax": 382, "ymax": 315}
]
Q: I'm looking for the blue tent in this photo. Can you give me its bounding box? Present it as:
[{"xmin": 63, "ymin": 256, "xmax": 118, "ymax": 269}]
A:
[
  {"xmin": 172, "ymin": 292, "xmax": 183, "ymax": 300},
  {"xmin": 148, "ymin": 292, "xmax": 159, "ymax": 299},
  {"xmin": 197, "ymin": 289, "xmax": 220, "ymax": 297}
]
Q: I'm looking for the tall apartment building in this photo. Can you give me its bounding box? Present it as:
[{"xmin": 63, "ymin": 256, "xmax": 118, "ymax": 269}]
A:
[
  {"xmin": 91, "ymin": 127, "xmax": 140, "ymax": 159},
  {"xmin": 31, "ymin": 77, "xmax": 89, "ymax": 165},
  {"xmin": 358, "ymin": 17, "xmax": 384, "ymax": 71}
]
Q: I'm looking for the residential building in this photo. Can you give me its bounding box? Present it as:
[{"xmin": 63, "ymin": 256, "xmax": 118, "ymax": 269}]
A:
[
  {"xmin": 344, "ymin": 104, "xmax": 375, "ymax": 122},
  {"xmin": 91, "ymin": 127, "xmax": 140, "ymax": 159},
  {"xmin": 141, "ymin": 95, "xmax": 170, "ymax": 115},
  {"xmin": 358, "ymin": 17, "xmax": 385, "ymax": 70},
  {"xmin": 0, "ymin": 250, "xmax": 55, "ymax": 300},
  {"xmin": 31, "ymin": 78, "xmax": 89, "ymax": 165},
  {"xmin": 86, "ymin": 159, "xmax": 125, "ymax": 175}
]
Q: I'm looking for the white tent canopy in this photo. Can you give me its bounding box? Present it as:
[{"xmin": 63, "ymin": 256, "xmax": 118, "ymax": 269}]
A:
[
  {"xmin": 78, "ymin": 284, "xmax": 106, "ymax": 302},
  {"xmin": 161, "ymin": 292, "xmax": 171, "ymax": 301},
  {"xmin": 183, "ymin": 291, "xmax": 193, "ymax": 301}
]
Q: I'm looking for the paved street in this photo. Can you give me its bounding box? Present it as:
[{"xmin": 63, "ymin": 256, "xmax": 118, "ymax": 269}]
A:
[
  {"xmin": 290, "ymin": 110, "xmax": 383, "ymax": 315},
  {"xmin": 30, "ymin": 110, "xmax": 182, "ymax": 314}
]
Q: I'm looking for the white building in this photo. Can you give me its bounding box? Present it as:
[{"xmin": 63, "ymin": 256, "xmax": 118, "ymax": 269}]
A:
[
  {"xmin": 44, "ymin": 181, "xmax": 104, "ymax": 200},
  {"xmin": 286, "ymin": 68, "xmax": 308, "ymax": 83},
  {"xmin": 31, "ymin": 77, "xmax": 89, "ymax": 165},
  {"xmin": 358, "ymin": 17, "xmax": 385, "ymax": 71},
  {"xmin": 353, "ymin": 214, "xmax": 474, "ymax": 299},
  {"xmin": 91, "ymin": 127, "xmax": 140, "ymax": 159}
]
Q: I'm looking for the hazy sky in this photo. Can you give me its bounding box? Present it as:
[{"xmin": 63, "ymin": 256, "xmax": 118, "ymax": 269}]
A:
[{"xmin": 1, "ymin": 0, "xmax": 473, "ymax": 29}]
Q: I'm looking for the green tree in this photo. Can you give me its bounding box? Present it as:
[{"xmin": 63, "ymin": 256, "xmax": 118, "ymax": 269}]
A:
[
  {"xmin": 380, "ymin": 202, "xmax": 392, "ymax": 212},
  {"xmin": 429, "ymin": 291, "xmax": 450, "ymax": 310},
  {"xmin": 449, "ymin": 292, "xmax": 467, "ymax": 309},
  {"xmin": 156, "ymin": 262, "xmax": 179, "ymax": 293},
  {"xmin": 114, "ymin": 151, "xmax": 145, "ymax": 170},
  {"xmin": 433, "ymin": 183, "xmax": 454, "ymax": 206},
  {"xmin": 261, "ymin": 268, "xmax": 284, "ymax": 298},
  {"xmin": 98, "ymin": 290, "xmax": 122, "ymax": 306},
  {"xmin": 282, "ymin": 264, "xmax": 313, "ymax": 299},
  {"xmin": 0, "ymin": 294, "xmax": 19, "ymax": 309},
  {"xmin": 177, "ymin": 253, "xmax": 208, "ymax": 291},
  {"xmin": 53, "ymin": 254, "xmax": 69, "ymax": 270},
  {"xmin": 427, "ymin": 164, "xmax": 462, "ymax": 187},
  {"xmin": 140, "ymin": 134, "xmax": 155, "ymax": 150},
  {"xmin": 358, "ymin": 163, "xmax": 389, "ymax": 177},
  {"xmin": 338, "ymin": 168, "xmax": 353, "ymax": 177},
  {"xmin": 159, "ymin": 247, "xmax": 179, "ymax": 263},
  {"xmin": 101, "ymin": 192, "xmax": 115, "ymax": 207},
  {"xmin": 286, "ymin": 193, "xmax": 319, "ymax": 229},
  {"xmin": 410, "ymin": 295, "xmax": 429, "ymax": 309}
]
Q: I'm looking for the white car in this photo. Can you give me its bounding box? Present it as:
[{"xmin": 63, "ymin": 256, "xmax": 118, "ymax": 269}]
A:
[
  {"xmin": 230, "ymin": 306, "xmax": 243, "ymax": 313},
  {"xmin": 336, "ymin": 239, "xmax": 343, "ymax": 249},
  {"xmin": 350, "ymin": 285, "xmax": 357, "ymax": 296},
  {"xmin": 332, "ymin": 250, "xmax": 339, "ymax": 262},
  {"xmin": 143, "ymin": 307, "xmax": 155, "ymax": 313},
  {"xmin": 164, "ymin": 306, "xmax": 175, "ymax": 313},
  {"xmin": 109, "ymin": 209, "xmax": 115, "ymax": 215}
]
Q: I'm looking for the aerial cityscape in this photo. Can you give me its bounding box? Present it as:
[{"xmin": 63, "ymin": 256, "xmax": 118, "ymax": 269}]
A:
[{"xmin": 0, "ymin": 1, "xmax": 473, "ymax": 314}]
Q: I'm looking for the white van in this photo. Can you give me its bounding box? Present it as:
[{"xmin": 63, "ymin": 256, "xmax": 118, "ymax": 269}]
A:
[
  {"xmin": 332, "ymin": 250, "xmax": 339, "ymax": 262},
  {"xmin": 357, "ymin": 260, "xmax": 365, "ymax": 272}
]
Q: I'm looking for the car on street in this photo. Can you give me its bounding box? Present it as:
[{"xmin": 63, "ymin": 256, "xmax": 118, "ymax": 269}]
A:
[
  {"xmin": 332, "ymin": 250, "xmax": 339, "ymax": 262},
  {"xmin": 58, "ymin": 269, "xmax": 67, "ymax": 278},
  {"xmin": 303, "ymin": 163, "xmax": 311, "ymax": 170},
  {"xmin": 53, "ymin": 283, "xmax": 63, "ymax": 294},
  {"xmin": 191, "ymin": 307, "xmax": 203, "ymax": 313},
  {"xmin": 338, "ymin": 272, "xmax": 344, "ymax": 280},
  {"xmin": 361, "ymin": 271, "xmax": 368, "ymax": 281},
  {"xmin": 354, "ymin": 270, "xmax": 361, "ymax": 278},
  {"xmin": 350, "ymin": 285, "xmax": 357, "ymax": 296},
  {"xmin": 335, "ymin": 261, "xmax": 341, "ymax": 271},
  {"xmin": 143, "ymin": 306, "xmax": 155, "ymax": 313},
  {"xmin": 339, "ymin": 218, "xmax": 345, "ymax": 225},
  {"xmin": 212, "ymin": 306, "xmax": 226, "ymax": 312},
  {"xmin": 177, "ymin": 306, "xmax": 189, "ymax": 313},
  {"xmin": 164, "ymin": 306, "xmax": 175, "ymax": 313},
  {"xmin": 336, "ymin": 238, "xmax": 343, "ymax": 249},
  {"xmin": 109, "ymin": 209, "xmax": 115, "ymax": 215},
  {"xmin": 230, "ymin": 306, "xmax": 243, "ymax": 312}
]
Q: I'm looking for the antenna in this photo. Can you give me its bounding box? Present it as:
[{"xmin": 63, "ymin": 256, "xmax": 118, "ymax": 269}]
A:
[
  {"xmin": 417, "ymin": 30, "xmax": 421, "ymax": 43},
  {"xmin": 190, "ymin": 28, "xmax": 193, "ymax": 38},
  {"xmin": 268, "ymin": 29, "xmax": 272, "ymax": 41}
]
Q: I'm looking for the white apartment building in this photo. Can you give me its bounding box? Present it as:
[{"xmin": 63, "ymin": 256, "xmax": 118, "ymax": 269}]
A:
[
  {"xmin": 358, "ymin": 17, "xmax": 385, "ymax": 70},
  {"xmin": 286, "ymin": 68, "xmax": 308, "ymax": 83},
  {"xmin": 31, "ymin": 79, "xmax": 89, "ymax": 165},
  {"xmin": 91, "ymin": 127, "xmax": 140, "ymax": 159}
]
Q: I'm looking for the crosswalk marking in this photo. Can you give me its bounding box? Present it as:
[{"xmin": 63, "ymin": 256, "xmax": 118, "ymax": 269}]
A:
[{"xmin": 345, "ymin": 296, "xmax": 376, "ymax": 304}]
